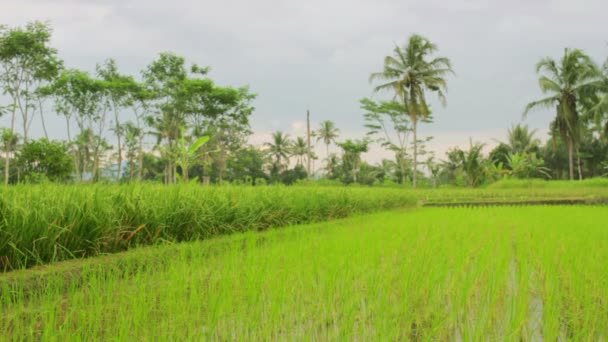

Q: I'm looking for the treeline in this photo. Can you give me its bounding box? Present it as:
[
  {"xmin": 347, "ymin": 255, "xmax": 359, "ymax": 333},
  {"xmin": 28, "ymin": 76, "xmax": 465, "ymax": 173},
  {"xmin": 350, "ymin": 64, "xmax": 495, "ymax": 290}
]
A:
[
  {"xmin": 0, "ymin": 21, "xmax": 258, "ymax": 185},
  {"xmin": 1, "ymin": 22, "xmax": 607, "ymax": 187}
]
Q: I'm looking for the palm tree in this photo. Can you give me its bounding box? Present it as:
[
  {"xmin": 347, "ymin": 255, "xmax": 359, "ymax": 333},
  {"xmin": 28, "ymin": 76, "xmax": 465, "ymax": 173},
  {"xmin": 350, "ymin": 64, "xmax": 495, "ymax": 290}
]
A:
[
  {"xmin": 504, "ymin": 124, "xmax": 541, "ymax": 154},
  {"xmin": 291, "ymin": 136, "xmax": 308, "ymax": 166},
  {"xmin": 370, "ymin": 34, "xmax": 454, "ymax": 188},
  {"xmin": 456, "ymin": 140, "xmax": 486, "ymax": 188},
  {"xmin": 524, "ymin": 48, "xmax": 598, "ymax": 180},
  {"xmin": 265, "ymin": 131, "xmax": 291, "ymax": 172},
  {"xmin": 590, "ymin": 58, "xmax": 608, "ymax": 137},
  {"xmin": 316, "ymin": 120, "xmax": 340, "ymax": 159}
]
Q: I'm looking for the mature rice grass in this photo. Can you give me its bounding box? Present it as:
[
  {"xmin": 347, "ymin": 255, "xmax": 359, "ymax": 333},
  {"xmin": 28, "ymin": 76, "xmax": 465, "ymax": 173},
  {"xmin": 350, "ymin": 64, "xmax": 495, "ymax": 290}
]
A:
[
  {"xmin": 2, "ymin": 206, "xmax": 607, "ymax": 340},
  {"xmin": 0, "ymin": 184, "xmax": 418, "ymax": 271}
]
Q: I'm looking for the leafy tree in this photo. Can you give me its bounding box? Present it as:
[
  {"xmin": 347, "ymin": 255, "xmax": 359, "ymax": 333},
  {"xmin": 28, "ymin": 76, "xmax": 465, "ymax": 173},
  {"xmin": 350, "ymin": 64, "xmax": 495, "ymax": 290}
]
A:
[
  {"xmin": 17, "ymin": 138, "xmax": 73, "ymax": 182},
  {"xmin": 143, "ymin": 52, "xmax": 251, "ymax": 183},
  {"xmin": 0, "ymin": 21, "xmax": 62, "ymax": 184},
  {"xmin": 337, "ymin": 139, "xmax": 369, "ymax": 183},
  {"xmin": 191, "ymin": 87, "xmax": 255, "ymax": 184},
  {"xmin": 362, "ymin": 98, "xmax": 411, "ymax": 184},
  {"xmin": 279, "ymin": 164, "xmax": 308, "ymax": 185},
  {"xmin": 97, "ymin": 59, "xmax": 138, "ymax": 181},
  {"xmin": 488, "ymin": 143, "xmax": 512, "ymax": 168},
  {"xmin": 226, "ymin": 146, "xmax": 268, "ymax": 185},
  {"xmin": 0, "ymin": 21, "xmax": 62, "ymax": 141},
  {"xmin": 370, "ymin": 34, "xmax": 454, "ymax": 188},
  {"xmin": 524, "ymin": 48, "xmax": 598, "ymax": 180},
  {"xmin": 324, "ymin": 153, "xmax": 342, "ymax": 180},
  {"xmin": 45, "ymin": 69, "xmax": 109, "ymax": 180},
  {"xmin": 130, "ymin": 83, "xmax": 154, "ymax": 181}
]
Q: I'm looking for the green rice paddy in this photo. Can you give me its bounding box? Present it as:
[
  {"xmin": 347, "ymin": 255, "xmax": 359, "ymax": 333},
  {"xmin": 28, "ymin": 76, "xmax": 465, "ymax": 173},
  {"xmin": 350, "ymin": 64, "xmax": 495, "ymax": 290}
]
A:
[{"xmin": 3, "ymin": 205, "xmax": 607, "ymax": 340}]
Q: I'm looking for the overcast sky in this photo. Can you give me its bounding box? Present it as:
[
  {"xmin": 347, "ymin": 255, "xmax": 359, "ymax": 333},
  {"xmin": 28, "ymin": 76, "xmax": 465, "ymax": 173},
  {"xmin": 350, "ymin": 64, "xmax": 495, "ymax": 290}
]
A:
[{"xmin": 2, "ymin": 0, "xmax": 608, "ymax": 162}]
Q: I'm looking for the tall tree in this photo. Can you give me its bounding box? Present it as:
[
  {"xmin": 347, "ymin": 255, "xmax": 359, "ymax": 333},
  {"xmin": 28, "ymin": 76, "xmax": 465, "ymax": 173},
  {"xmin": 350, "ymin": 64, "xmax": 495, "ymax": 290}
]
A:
[
  {"xmin": 315, "ymin": 120, "xmax": 340, "ymax": 163},
  {"xmin": 337, "ymin": 139, "xmax": 369, "ymax": 183},
  {"xmin": 361, "ymin": 98, "xmax": 410, "ymax": 184},
  {"xmin": 130, "ymin": 85, "xmax": 154, "ymax": 181},
  {"xmin": 0, "ymin": 21, "xmax": 61, "ymax": 141},
  {"xmin": 143, "ymin": 52, "xmax": 250, "ymax": 183},
  {"xmin": 589, "ymin": 57, "xmax": 608, "ymax": 138},
  {"xmin": 524, "ymin": 48, "xmax": 598, "ymax": 180},
  {"xmin": 291, "ymin": 136, "xmax": 308, "ymax": 166},
  {"xmin": 143, "ymin": 52, "xmax": 190, "ymax": 183},
  {"xmin": 0, "ymin": 21, "xmax": 62, "ymax": 184},
  {"xmin": 46, "ymin": 69, "xmax": 107, "ymax": 181},
  {"xmin": 97, "ymin": 59, "xmax": 137, "ymax": 181},
  {"xmin": 370, "ymin": 34, "xmax": 453, "ymax": 188}
]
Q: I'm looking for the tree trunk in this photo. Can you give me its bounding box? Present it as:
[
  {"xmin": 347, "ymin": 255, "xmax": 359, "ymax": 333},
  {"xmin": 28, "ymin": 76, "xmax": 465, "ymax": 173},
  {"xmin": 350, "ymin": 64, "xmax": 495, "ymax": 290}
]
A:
[
  {"xmin": 116, "ymin": 137, "xmax": 122, "ymax": 181},
  {"xmin": 114, "ymin": 108, "xmax": 122, "ymax": 182},
  {"xmin": 577, "ymin": 152, "xmax": 583, "ymax": 181},
  {"xmin": 412, "ymin": 121, "xmax": 418, "ymax": 188},
  {"xmin": 3, "ymin": 152, "xmax": 8, "ymax": 185},
  {"xmin": 182, "ymin": 165, "xmax": 188, "ymax": 183},
  {"xmin": 568, "ymin": 138, "xmax": 574, "ymax": 180},
  {"xmin": 38, "ymin": 97, "xmax": 49, "ymax": 140},
  {"xmin": 306, "ymin": 110, "xmax": 312, "ymax": 179},
  {"xmin": 137, "ymin": 137, "xmax": 144, "ymax": 181}
]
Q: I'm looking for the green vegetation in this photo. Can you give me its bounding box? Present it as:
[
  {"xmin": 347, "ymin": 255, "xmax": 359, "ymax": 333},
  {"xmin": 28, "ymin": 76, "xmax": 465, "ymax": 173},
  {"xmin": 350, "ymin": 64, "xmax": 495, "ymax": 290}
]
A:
[
  {"xmin": 0, "ymin": 185, "xmax": 418, "ymax": 271},
  {"xmin": 2, "ymin": 22, "xmax": 608, "ymax": 187},
  {"xmin": 3, "ymin": 206, "xmax": 607, "ymax": 339}
]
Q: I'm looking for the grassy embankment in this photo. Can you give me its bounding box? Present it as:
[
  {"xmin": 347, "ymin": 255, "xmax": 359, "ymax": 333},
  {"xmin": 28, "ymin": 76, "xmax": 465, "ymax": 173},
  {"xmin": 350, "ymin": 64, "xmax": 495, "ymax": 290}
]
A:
[{"xmin": 0, "ymin": 184, "xmax": 418, "ymax": 271}]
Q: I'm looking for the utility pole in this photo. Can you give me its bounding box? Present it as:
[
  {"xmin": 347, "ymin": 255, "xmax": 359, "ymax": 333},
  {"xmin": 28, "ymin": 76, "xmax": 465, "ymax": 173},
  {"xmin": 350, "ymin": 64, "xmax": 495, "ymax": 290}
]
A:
[{"xmin": 306, "ymin": 109, "xmax": 312, "ymax": 179}]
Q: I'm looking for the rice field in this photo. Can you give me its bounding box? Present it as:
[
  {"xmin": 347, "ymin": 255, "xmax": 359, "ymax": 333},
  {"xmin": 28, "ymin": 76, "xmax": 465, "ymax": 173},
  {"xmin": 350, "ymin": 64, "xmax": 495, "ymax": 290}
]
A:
[
  {"xmin": 2, "ymin": 205, "xmax": 607, "ymax": 340},
  {"xmin": 0, "ymin": 184, "xmax": 418, "ymax": 271}
]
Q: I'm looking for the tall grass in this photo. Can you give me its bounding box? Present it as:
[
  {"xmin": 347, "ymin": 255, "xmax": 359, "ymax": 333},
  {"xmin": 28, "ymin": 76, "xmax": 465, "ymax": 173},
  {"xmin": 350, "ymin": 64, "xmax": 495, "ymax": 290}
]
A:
[{"xmin": 0, "ymin": 184, "xmax": 417, "ymax": 271}]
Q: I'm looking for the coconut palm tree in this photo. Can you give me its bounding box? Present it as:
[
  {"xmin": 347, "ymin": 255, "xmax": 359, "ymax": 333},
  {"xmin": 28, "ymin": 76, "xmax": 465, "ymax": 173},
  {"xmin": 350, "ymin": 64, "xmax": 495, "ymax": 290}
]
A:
[
  {"xmin": 504, "ymin": 124, "xmax": 541, "ymax": 154},
  {"xmin": 265, "ymin": 131, "xmax": 291, "ymax": 172},
  {"xmin": 590, "ymin": 58, "xmax": 608, "ymax": 137},
  {"xmin": 370, "ymin": 34, "xmax": 454, "ymax": 188},
  {"xmin": 291, "ymin": 136, "xmax": 308, "ymax": 166},
  {"xmin": 524, "ymin": 48, "xmax": 598, "ymax": 180},
  {"xmin": 316, "ymin": 120, "xmax": 340, "ymax": 159}
]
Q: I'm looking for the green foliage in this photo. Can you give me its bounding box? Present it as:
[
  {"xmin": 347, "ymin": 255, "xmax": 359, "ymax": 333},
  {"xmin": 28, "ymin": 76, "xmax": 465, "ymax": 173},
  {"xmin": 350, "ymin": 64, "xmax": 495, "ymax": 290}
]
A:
[
  {"xmin": 370, "ymin": 34, "xmax": 454, "ymax": 188},
  {"xmin": 505, "ymin": 152, "xmax": 550, "ymax": 179},
  {"xmin": 337, "ymin": 139, "xmax": 369, "ymax": 183},
  {"xmin": 3, "ymin": 206, "xmax": 608, "ymax": 339},
  {"xmin": 524, "ymin": 48, "xmax": 600, "ymax": 180},
  {"xmin": 0, "ymin": 185, "xmax": 418, "ymax": 270},
  {"xmin": 17, "ymin": 138, "xmax": 73, "ymax": 182}
]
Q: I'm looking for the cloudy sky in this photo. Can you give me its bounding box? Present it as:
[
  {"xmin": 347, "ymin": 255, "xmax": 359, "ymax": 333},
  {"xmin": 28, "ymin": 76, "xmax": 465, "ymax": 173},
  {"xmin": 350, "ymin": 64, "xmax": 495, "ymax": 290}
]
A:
[{"xmin": 2, "ymin": 0, "xmax": 608, "ymax": 162}]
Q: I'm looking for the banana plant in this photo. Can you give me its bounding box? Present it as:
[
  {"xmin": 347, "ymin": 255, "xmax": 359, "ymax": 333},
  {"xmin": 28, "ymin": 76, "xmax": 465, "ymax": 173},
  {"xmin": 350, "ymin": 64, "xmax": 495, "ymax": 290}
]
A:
[{"xmin": 170, "ymin": 130, "xmax": 210, "ymax": 183}]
